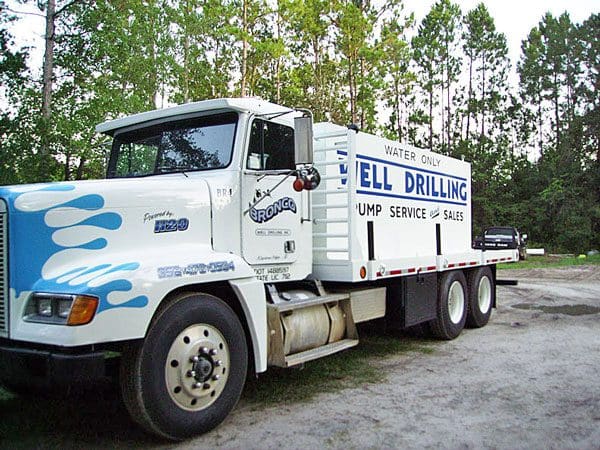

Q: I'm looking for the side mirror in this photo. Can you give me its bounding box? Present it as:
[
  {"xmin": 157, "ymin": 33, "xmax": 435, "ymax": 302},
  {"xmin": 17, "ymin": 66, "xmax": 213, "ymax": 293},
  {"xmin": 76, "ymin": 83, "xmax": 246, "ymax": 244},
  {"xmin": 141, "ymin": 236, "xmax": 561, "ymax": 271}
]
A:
[
  {"xmin": 522, "ymin": 233, "xmax": 528, "ymax": 241},
  {"xmin": 293, "ymin": 166, "xmax": 321, "ymax": 192},
  {"xmin": 294, "ymin": 113, "xmax": 313, "ymax": 165}
]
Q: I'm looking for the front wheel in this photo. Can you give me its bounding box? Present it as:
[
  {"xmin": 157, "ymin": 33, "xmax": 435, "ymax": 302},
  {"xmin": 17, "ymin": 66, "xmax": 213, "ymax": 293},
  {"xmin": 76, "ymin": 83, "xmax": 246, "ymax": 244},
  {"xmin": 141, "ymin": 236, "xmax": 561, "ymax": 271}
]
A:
[
  {"xmin": 430, "ymin": 271, "xmax": 468, "ymax": 340},
  {"xmin": 120, "ymin": 293, "xmax": 248, "ymax": 440}
]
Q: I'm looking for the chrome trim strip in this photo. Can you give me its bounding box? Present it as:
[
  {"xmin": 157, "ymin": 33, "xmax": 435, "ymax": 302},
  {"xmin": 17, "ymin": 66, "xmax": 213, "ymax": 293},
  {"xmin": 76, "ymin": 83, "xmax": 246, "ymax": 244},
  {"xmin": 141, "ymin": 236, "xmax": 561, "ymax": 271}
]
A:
[{"xmin": 0, "ymin": 199, "xmax": 8, "ymax": 337}]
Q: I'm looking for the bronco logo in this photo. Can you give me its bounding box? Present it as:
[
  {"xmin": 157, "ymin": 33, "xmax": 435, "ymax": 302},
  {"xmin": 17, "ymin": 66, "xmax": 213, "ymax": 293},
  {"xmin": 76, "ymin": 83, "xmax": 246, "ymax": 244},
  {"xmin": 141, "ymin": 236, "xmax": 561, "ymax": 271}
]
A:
[{"xmin": 250, "ymin": 197, "xmax": 297, "ymax": 223}]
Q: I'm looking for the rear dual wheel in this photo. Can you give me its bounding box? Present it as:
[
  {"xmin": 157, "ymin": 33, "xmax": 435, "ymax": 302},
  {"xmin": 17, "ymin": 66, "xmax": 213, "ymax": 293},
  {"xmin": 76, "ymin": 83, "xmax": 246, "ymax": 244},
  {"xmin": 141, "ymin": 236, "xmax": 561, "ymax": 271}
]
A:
[
  {"xmin": 430, "ymin": 271, "xmax": 468, "ymax": 340},
  {"xmin": 430, "ymin": 267, "xmax": 495, "ymax": 339},
  {"xmin": 120, "ymin": 293, "xmax": 247, "ymax": 441},
  {"xmin": 466, "ymin": 267, "xmax": 495, "ymax": 328}
]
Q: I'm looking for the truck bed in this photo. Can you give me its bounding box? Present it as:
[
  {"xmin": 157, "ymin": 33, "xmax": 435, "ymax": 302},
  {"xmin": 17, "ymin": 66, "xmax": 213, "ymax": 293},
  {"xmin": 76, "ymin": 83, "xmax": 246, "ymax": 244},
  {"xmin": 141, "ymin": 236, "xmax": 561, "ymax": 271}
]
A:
[{"xmin": 311, "ymin": 124, "xmax": 518, "ymax": 282}]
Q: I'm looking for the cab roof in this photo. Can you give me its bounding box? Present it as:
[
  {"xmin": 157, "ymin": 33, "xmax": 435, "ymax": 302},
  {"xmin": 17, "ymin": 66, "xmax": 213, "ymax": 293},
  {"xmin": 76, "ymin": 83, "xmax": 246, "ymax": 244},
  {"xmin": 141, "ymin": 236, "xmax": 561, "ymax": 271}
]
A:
[{"xmin": 95, "ymin": 98, "xmax": 294, "ymax": 136}]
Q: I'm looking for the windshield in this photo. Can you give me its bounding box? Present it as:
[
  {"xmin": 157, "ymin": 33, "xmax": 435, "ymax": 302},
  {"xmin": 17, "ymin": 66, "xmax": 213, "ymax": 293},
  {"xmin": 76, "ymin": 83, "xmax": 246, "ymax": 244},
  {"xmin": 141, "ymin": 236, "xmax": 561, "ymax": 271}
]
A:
[
  {"xmin": 107, "ymin": 112, "xmax": 238, "ymax": 178},
  {"xmin": 485, "ymin": 228, "xmax": 514, "ymax": 237}
]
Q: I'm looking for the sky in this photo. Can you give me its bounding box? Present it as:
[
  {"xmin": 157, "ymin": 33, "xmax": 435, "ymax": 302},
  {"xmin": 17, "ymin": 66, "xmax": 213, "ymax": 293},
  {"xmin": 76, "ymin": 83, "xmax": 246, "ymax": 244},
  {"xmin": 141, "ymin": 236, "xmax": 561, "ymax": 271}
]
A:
[
  {"xmin": 407, "ymin": 0, "xmax": 598, "ymax": 66},
  {"xmin": 4, "ymin": 0, "xmax": 599, "ymax": 81}
]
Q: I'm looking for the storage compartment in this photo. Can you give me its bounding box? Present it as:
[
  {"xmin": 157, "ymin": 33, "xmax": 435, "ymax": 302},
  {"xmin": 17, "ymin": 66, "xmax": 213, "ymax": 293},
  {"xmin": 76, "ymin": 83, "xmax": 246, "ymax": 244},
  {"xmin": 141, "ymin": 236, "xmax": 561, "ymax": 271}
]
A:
[{"xmin": 386, "ymin": 273, "xmax": 438, "ymax": 329}]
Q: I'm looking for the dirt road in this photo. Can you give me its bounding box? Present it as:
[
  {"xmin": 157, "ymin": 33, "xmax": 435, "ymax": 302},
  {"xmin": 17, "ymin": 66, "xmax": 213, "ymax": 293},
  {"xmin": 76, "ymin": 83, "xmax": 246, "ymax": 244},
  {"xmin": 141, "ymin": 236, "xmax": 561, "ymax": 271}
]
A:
[
  {"xmin": 188, "ymin": 265, "xmax": 600, "ymax": 450},
  {"xmin": 1, "ymin": 266, "xmax": 599, "ymax": 449}
]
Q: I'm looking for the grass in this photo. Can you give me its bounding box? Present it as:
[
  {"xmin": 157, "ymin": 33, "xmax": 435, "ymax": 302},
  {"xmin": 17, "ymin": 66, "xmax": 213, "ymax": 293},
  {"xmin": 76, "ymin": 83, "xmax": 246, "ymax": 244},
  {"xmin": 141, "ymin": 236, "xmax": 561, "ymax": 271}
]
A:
[
  {"xmin": 0, "ymin": 330, "xmax": 433, "ymax": 447},
  {"xmin": 498, "ymin": 253, "xmax": 600, "ymax": 270},
  {"xmin": 0, "ymin": 385, "xmax": 13, "ymax": 401},
  {"xmin": 242, "ymin": 332, "xmax": 434, "ymax": 406}
]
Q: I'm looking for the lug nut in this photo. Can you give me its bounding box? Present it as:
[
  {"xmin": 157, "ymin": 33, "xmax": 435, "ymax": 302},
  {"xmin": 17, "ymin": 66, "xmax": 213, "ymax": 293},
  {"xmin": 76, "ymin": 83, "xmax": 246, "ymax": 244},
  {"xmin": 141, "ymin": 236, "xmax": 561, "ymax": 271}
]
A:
[
  {"xmin": 215, "ymin": 360, "xmax": 222, "ymax": 367},
  {"xmin": 186, "ymin": 370, "xmax": 196, "ymax": 378},
  {"xmin": 212, "ymin": 374, "xmax": 220, "ymax": 381},
  {"xmin": 200, "ymin": 347, "xmax": 209, "ymax": 354},
  {"xmin": 203, "ymin": 383, "xmax": 211, "ymax": 390},
  {"xmin": 209, "ymin": 349, "xmax": 218, "ymax": 356},
  {"xmin": 190, "ymin": 355, "xmax": 199, "ymax": 363},
  {"xmin": 193, "ymin": 382, "xmax": 202, "ymax": 389}
]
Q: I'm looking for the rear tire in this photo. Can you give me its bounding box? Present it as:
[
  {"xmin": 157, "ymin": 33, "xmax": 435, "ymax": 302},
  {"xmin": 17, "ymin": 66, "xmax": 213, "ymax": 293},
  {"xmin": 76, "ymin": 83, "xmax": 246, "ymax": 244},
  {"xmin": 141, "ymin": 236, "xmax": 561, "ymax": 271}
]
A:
[
  {"xmin": 466, "ymin": 267, "xmax": 495, "ymax": 328},
  {"xmin": 120, "ymin": 293, "xmax": 247, "ymax": 440},
  {"xmin": 430, "ymin": 271, "xmax": 467, "ymax": 340}
]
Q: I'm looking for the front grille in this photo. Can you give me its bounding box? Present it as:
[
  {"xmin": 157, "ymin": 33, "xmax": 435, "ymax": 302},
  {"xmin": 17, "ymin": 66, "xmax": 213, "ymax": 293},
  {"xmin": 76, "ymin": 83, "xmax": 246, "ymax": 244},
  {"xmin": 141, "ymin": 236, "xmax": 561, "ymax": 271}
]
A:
[{"xmin": 0, "ymin": 201, "xmax": 7, "ymax": 337}]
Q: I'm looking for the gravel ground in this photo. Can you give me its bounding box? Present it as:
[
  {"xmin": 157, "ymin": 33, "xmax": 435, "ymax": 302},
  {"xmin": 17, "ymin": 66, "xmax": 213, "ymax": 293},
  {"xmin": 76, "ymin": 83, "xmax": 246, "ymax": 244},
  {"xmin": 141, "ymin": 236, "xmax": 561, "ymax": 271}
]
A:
[
  {"xmin": 1, "ymin": 265, "xmax": 599, "ymax": 449},
  {"xmin": 187, "ymin": 265, "xmax": 600, "ymax": 450}
]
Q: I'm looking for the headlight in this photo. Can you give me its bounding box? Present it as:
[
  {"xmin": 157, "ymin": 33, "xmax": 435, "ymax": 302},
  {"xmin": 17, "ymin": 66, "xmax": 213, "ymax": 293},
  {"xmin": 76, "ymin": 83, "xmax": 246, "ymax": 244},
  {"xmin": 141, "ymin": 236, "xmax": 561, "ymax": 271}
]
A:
[
  {"xmin": 24, "ymin": 293, "xmax": 98, "ymax": 326},
  {"xmin": 57, "ymin": 298, "xmax": 73, "ymax": 318},
  {"xmin": 36, "ymin": 298, "xmax": 53, "ymax": 317}
]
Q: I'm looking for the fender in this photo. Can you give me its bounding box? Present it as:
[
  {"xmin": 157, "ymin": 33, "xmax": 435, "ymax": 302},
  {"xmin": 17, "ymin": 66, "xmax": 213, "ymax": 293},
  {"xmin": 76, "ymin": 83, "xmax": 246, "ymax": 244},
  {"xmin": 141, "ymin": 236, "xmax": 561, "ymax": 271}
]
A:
[
  {"xmin": 1, "ymin": 180, "xmax": 264, "ymax": 351},
  {"xmin": 9, "ymin": 243, "xmax": 263, "ymax": 343}
]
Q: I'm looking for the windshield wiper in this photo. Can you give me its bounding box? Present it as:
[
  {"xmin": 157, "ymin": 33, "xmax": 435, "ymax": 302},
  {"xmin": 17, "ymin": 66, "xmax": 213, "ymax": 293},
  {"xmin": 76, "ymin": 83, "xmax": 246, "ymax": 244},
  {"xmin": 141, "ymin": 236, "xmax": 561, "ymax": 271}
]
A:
[{"xmin": 155, "ymin": 165, "xmax": 194, "ymax": 177}]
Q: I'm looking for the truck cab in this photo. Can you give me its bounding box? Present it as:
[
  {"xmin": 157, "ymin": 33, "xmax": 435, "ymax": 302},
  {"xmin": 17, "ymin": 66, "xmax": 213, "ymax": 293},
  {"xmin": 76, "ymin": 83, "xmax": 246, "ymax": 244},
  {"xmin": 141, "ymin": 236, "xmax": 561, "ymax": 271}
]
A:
[{"xmin": 100, "ymin": 98, "xmax": 315, "ymax": 279}]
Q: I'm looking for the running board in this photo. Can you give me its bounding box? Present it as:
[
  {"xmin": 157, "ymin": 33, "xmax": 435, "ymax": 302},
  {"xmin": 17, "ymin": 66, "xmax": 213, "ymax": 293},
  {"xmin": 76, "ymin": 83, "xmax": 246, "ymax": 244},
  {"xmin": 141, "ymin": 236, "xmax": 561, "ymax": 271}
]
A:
[{"xmin": 283, "ymin": 339, "xmax": 359, "ymax": 367}]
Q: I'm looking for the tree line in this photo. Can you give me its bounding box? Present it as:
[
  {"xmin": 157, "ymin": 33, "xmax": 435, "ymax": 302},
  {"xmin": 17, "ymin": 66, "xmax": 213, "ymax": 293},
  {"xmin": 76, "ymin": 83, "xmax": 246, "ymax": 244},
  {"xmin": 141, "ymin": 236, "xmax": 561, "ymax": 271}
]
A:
[{"xmin": 0, "ymin": 0, "xmax": 598, "ymax": 252}]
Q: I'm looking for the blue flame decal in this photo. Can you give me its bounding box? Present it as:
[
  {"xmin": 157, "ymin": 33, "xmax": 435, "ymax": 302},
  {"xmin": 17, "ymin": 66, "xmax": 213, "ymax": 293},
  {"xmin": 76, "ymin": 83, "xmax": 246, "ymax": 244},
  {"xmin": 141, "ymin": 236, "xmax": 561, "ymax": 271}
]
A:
[{"xmin": 2, "ymin": 184, "xmax": 148, "ymax": 313}]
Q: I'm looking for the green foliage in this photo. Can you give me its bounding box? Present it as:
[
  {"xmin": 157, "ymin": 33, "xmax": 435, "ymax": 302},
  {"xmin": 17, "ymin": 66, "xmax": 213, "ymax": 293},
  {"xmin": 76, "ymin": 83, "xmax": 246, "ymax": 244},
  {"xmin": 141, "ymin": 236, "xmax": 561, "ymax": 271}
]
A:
[
  {"xmin": 0, "ymin": 1, "xmax": 597, "ymax": 253},
  {"xmin": 512, "ymin": 10, "xmax": 599, "ymax": 252},
  {"xmin": 243, "ymin": 332, "xmax": 434, "ymax": 405},
  {"xmin": 380, "ymin": 9, "xmax": 415, "ymax": 142}
]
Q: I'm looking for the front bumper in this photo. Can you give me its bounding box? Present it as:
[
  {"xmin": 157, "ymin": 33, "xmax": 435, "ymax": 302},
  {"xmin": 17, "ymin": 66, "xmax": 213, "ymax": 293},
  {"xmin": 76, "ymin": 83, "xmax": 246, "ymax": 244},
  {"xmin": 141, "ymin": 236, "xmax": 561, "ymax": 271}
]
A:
[
  {"xmin": 482, "ymin": 240, "xmax": 517, "ymax": 250},
  {"xmin": 0, "ymin": 339, "xmax": 106, "ymax": 386}
]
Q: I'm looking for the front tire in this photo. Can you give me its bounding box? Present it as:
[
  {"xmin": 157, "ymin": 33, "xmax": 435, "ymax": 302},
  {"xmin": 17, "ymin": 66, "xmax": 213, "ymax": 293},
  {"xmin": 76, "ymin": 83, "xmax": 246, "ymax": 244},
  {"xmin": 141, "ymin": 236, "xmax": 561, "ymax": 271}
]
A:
[
  {"xmin": 120, "ymin": 293, "xmax": 247, "ymax": 440},
  {"xmin": 0, "ymin": 380, "xmax": 31, "ymax": 397},
  {"xmin": 430, "ymin": 271, "xmax": 467, "ymax": 340},
  {"xmin": 466, "ymin": 267, "xmax": 495, "ymax": 328}
]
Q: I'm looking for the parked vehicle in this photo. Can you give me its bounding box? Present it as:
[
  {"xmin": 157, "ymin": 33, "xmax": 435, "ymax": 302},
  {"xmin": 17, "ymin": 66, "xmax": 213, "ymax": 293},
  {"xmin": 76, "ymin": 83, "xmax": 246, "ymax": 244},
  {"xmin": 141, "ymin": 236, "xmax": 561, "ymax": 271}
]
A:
[
  {"xmin": 0, "ymin": 99, "xmax": 518, "ymax": 440},
  {"xmin": 473, "ymin": 226, "xmax": 528, "ymax": 260}
]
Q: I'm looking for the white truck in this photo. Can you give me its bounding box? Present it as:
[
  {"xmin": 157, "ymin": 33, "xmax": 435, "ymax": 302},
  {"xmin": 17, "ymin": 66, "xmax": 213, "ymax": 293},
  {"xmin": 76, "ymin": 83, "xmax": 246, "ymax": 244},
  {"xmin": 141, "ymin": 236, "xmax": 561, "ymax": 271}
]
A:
[{"xmin": 0, "ymin": 98, "xmax": 517, "ymax": 440}]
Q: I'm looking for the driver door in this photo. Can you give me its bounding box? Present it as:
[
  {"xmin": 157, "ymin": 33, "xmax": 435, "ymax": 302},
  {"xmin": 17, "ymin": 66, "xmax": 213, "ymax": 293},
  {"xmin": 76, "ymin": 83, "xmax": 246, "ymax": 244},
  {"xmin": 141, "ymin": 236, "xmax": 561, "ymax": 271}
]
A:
[{"xmin": 241, "ymin": 119, "xmax": 302, "ymax": 266}]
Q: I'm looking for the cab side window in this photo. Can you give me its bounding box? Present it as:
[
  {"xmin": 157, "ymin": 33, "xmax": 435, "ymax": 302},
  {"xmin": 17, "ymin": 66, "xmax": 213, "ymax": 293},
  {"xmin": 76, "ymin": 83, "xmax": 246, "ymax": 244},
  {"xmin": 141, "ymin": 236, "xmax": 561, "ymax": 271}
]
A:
[{"xmin": 247, "ymin": 119, "xmax": 295, "ymax": 170}]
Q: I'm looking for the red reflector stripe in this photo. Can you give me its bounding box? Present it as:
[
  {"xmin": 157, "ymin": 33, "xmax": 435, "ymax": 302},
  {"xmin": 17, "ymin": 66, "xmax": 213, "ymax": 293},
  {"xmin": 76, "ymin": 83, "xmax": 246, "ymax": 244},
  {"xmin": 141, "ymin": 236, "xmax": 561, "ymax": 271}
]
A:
[
  {"xmin": 448, "ymin": 263, "xmax": 456, "ymax": 268},
  {"xmin": 458, "ymin": 262, "xmax": 467, "ymax": 267},
  {"xmin": 377, "ymin": 269, "xmax": 404, "ymax": 277},
  {"xmin": 469, "ymin": 261, "xmax": 477, "ymax": 265},
  {"xmin": 379, "ymin": 266, "xmax": 441, "ymax": 277}
]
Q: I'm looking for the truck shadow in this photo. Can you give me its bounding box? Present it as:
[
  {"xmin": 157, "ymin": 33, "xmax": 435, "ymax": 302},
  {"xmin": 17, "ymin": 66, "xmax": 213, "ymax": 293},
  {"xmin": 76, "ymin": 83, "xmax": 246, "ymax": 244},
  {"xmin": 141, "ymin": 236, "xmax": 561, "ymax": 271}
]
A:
[
  {"xmin": 0, "ymin": 383, "xmax": 160, "ymax": 449},
  {"xmin": 0, "ymin": 331, "xmax": 434, "ymax": 448}
]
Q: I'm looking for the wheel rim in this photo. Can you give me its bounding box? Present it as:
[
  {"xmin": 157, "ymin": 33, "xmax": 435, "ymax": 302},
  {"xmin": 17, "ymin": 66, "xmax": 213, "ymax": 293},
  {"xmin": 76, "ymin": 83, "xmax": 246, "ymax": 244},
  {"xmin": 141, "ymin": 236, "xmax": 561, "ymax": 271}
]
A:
[
  {"xmin": 448, "ymin": 280, "xmax": 465, "ymax": 324},
  {"xmin": 165, "ymin": 324, "xmax": 230, "ymax": 412},
  {"xmin": 477, "ymin": 276, "xmax": 492, "ymax": 314}
]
